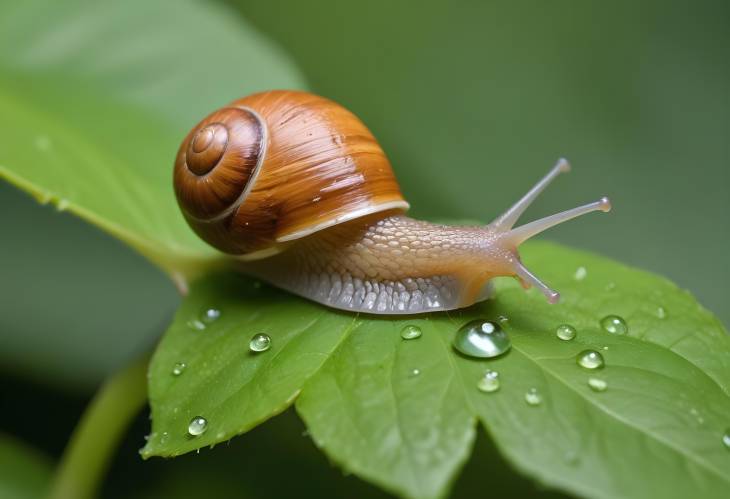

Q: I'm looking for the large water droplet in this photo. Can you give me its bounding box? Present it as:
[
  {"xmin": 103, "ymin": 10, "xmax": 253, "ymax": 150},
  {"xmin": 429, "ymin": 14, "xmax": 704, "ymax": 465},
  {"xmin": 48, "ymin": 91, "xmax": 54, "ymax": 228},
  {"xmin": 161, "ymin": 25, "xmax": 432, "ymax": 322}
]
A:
[
  {"xmin": 249, "ymin": 333, "xmax": 271, "ymax": 352},
  {"xmin": 201, "ymin": 308, "xmax": 221, "ymax": 324},
  {"xmin": 600, "ymin": 315, "xmax": 627, "ymax": 335},
  {"xmin": 573, "ymin": 266, "xmax": 587, "ymax": 281},
  {"xmin": 187, "ymin": 319, "xmax": 206, "ymax": 331},
  {"xmin": 525, "ymin": 388, "xmax": 542, "ymax": 406},
  {"xmin": 453, "ymin": 320, "xmax": 511, "ymax": 358},
  {"xmin": 556, "ymin": 324, "xmax": 577, "ymax": 341},
  {"xmin": 172, "ymin": 362, "xmax": 186, "ymax": 376},
  {"xmin": 400, "ymin": 325, "xmax": 422, "ymax": 340},
  {"xmin": 188, "ymin": 416, "xmax": 208, "ymax": 436},
  {"xmin": 587, "ymin": 377, "xmax": 607, "ymax": 392},
  {"xmin": 723, "ymin": 430, "xmax": 730, "ymax": 450},
  {"xmin": 477, "ymin": 370, "xmax": 500, "ymax": 393},
  {"xmin": 577, "ymin": 350, "xmax": 605, "ymax": 370}
]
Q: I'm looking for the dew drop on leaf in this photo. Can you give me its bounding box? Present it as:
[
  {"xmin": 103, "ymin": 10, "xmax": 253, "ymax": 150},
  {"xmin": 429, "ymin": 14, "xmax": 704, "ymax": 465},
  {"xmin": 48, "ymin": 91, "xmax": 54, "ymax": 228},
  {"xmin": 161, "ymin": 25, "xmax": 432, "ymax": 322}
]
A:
[
  {"xmin": 34, "ymin": 135, "xmax": 51, "ymax": 152},
  {"xmin": 453, "ymin": 319, "xmax": 511, "ymax": 358},
  {"xmin": 172, "ymin": 362, "xmax": 186, "ymax": 376},
  {"xmin": 410, "ymin": 368, "xmax": 421, "ymax": 377},
  {"xmin": 723, "ymin": 430, "xmax": 730, "ymax": 450},
  {"xmin": 587, "ymin": 377, "xmax": 607, "ymax": 392},
  {"xmin": 55, "ymin": 198, "xmax": 69, "ymax": 212},
  {"xmin": 573, "ymin": 266, "xmax": 587, "ymax": 281},
  {"xmin": 400, "ymin": 325, "xmax": 422, "ymax": 340},
  {"xmin": 577, "ymin": 350, "xmax": 605, "ymax": 370},
  {"xmin": 187, "ymin": 319, "xmax": 206, "ymax": 331},
  {"xmin": 600, "ymin": 315, "xmax": 628, "ymax": 335},
  {"xmin": 656, "ymin": 306, "xmax": 667, "ymax": 319},
  {"xmin": 188, "ymin": 416, "xmax": 208, "ymax": 436},
  {"xmin": 525, "ymin": 388, "xmax": 542, "ymax": 406},
  {"xmin": 249, "ymin": 333, "xmax": 271, "ymax": 352},
  {"xmin": 200, "ymin": 307, "xmax": 221, "ymax": 324},
  {"xmin": 477, "ymin": 370, "xmax": 500, "ymax": 393},
  {"xmin": 556, "ymin": 324, "xmax": 577, "ymax": 341}
]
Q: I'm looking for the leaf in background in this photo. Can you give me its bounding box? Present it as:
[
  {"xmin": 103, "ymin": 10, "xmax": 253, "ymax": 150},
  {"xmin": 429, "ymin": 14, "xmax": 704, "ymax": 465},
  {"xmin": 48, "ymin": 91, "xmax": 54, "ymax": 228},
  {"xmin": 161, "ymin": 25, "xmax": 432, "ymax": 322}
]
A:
[
  {"xmin": 0, "ymin": 0, "xmax": 306, "ymax": 277},
  {"xmin": 144, "ymin": 241, "xmax": 730, "ymax": 499},
  {"xmin": 0, "ymin": 434, "xmax": 52, "ymax": 499}
]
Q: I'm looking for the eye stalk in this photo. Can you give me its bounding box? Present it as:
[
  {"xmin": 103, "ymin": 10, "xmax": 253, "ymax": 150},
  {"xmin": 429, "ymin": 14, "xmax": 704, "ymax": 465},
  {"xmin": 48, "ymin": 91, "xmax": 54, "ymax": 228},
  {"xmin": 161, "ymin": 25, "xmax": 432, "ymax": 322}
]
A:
[{"xmin": 488, "ymin": 159, "xmax": 611, "ymax": 303}]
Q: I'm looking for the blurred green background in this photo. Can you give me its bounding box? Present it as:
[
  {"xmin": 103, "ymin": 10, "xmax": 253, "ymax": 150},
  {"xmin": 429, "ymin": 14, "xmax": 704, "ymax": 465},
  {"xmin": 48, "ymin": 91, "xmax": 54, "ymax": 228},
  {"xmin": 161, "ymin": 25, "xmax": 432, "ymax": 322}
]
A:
[{"xmin": 1, "ymin": 0, "xmax": 727, "ymax": 497}]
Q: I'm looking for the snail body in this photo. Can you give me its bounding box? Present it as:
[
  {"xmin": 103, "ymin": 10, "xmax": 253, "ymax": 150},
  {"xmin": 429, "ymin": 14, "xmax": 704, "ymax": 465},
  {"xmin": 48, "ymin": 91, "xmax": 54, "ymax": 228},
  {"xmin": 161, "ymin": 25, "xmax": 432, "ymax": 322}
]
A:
[{"xmin": 174, "ymin": 90, "xmax": 610, "ymax": 314}]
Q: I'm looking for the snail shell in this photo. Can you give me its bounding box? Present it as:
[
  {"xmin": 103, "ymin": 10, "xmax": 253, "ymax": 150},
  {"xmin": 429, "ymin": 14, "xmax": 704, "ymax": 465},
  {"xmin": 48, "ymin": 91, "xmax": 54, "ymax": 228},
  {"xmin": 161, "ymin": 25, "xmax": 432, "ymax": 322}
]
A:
[{"xmin": 173, "ymin": 90, "xmax": 409, "ymax": 257}]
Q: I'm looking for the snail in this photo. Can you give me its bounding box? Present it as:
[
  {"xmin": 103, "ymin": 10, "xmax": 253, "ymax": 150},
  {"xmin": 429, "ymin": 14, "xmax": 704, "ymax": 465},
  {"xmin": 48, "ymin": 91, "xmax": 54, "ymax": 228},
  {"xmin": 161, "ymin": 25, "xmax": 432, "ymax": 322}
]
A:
[{"xmin": 174, "ymin": 90, "xmax": 610, "ymax": 314}]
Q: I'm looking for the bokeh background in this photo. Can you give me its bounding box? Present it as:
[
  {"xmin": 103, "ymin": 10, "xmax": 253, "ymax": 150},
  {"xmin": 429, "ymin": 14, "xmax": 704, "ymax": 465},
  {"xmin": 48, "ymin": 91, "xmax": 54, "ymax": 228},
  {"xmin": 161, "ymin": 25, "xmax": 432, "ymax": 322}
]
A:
[{"xmin": 1, "ymin": 1, "xmax": 728, "ymax": 497}]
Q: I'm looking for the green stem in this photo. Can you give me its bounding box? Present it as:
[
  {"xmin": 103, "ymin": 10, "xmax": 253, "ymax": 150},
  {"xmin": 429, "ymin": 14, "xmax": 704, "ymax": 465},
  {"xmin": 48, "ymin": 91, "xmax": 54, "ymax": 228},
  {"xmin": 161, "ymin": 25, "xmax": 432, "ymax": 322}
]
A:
[{"xmin": 47, "ymin": 355, "xmax": 149, "ymax": 499}]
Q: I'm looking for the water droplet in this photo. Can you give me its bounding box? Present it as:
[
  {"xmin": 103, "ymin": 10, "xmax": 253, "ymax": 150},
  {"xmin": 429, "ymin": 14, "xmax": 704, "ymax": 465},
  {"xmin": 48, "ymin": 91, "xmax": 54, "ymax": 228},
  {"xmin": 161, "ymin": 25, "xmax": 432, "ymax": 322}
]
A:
[
  {"xmin": 160, "ymin": 431, "xmax": 169, "ymax": 444},
  {"xmin": 33, "ymin": 191, "xmax": 52, "ymax": 205},
  {"xmin": 34, "ymin": 135, "xmax": 51, "ymax": 151},
  {"xmin": 577, "ymin": 350, "xmax": 605, "ymax": 370},
  {"xmin": 477, "ymin": 370, "xmax": 500, "ymax": 393},
  {"xmin": 556, "ymin": 324, "xmax": 577, "ymax": 341},
  {"xmin": 600, "ymin": 315, "xmax": 627, "ymax": 335},
  {"xmin": 689, "ymin": 408, "xmax": 705, "ymax": 425},
  {"xmin": 525, "ymin": 388, "xmax": 542, "ymax": 406},
  {"xmin": 55, "ymin": 198, "xmax": 69, "ymax": 212},
  {"xmin": 409, "ymin": 368, "xmax": 421, "ymax": 377},
  {"xmin": 249, "ymin": 333, "xmax": 271, "ymax": 352},
  {"xmin": 587, "ymin": 377, "xmax": 607, "ymax": 392},
  {"xmin": 656, "ymin": 306, "xmax": 667, "ymax": 319},
  {"xmin": 187, "ymin": 319, "xmax": 206, "ymax": 331},
  {"xmin": 188, "ymin": 416, "xmax": 208, "ymax": 436},
  {"xmin": 200, "ymin": 308, "xmax": 220, "ymax": 324},
  {"xmin": 605, "ymin": 282, "xmax": 616, "ymax": 291},
  {"xmin": 722, "ymin": 430, "xmax": 730, "ymax": 450},
  {"xmin": 497, "ymin": 315, "xmax": 509, "ymax": 324},
  {"xmin": 400, "ymin": 325, "xmax": 422, "ymax": 340},
  {"xmin": 573, "ymin": 266, "xmax": 587, "ymax": 281},
  {"xmin": 172, "ymin": 362, "xmax": 186, "ymax": 376},
  {"xmin": 453, "ymin": 320, "xmax": 511, "ymax": 358}
]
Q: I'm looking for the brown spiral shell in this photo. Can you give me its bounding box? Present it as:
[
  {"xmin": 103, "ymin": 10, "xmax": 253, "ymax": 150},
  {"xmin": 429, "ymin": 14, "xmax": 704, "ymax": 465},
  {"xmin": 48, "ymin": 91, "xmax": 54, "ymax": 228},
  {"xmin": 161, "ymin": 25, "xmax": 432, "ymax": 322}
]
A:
[{"xmin": 173, "ymin": 90, "xmax": 409, "ymax": 256}]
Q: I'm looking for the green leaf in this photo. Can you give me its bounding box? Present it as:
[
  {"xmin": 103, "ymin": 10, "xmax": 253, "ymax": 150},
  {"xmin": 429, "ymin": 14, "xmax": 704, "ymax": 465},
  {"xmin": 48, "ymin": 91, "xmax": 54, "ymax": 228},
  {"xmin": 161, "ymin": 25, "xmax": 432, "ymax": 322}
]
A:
[
  {"xmin": 145, "ymin": 241, "xmax": 730, "ymax": 499},
  {"xmin": 0, "ymin": 434, "xmax": 52, "ymax": 499},
  {"xmin": 142, "ymin": 275, "xmax": 356, "ymax": 457},
  {"xmin": 0, "ymin": 0, "xmax": 306, "ymax": 278}
]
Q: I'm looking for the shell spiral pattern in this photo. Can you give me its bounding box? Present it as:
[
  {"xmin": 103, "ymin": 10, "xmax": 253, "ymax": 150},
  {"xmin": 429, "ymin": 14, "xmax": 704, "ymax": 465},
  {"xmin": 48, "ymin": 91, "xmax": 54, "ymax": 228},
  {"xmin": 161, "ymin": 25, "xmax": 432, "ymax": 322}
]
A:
[{"xmin": 174, "ymin": 90, "xmax": 408, "ymax": 256}]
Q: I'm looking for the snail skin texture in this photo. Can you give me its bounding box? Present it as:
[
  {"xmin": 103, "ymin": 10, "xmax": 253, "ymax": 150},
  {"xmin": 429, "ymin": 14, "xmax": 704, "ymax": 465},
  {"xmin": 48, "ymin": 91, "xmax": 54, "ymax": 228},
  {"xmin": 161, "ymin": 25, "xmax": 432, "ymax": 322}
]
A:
[{"xmin": 174, "ymin": 90, "xmax": 611, "ymax": 314}]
